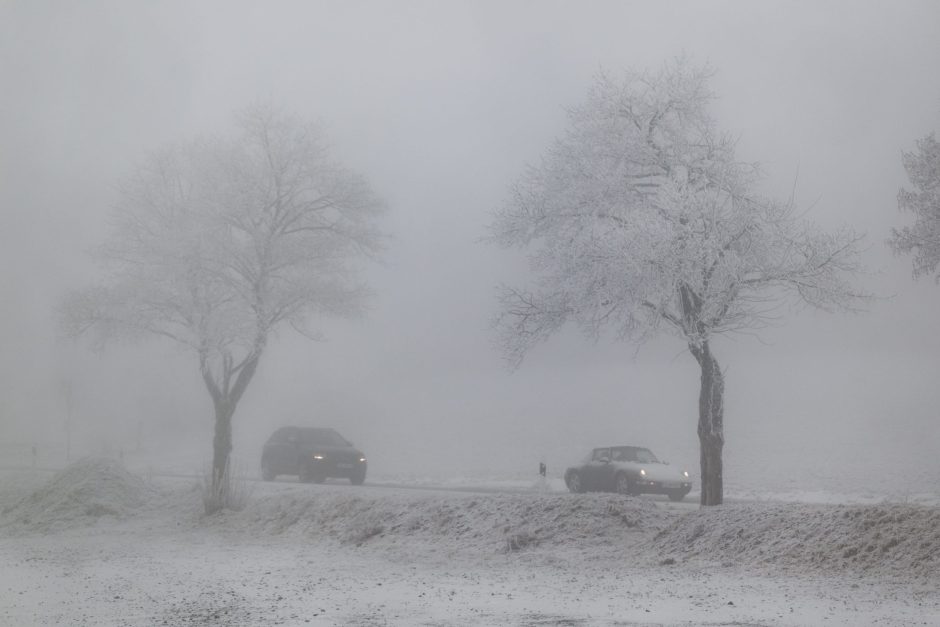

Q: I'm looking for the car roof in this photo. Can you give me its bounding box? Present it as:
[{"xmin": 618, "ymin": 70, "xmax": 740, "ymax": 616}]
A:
[
  {"xmin": 276, "ymin": 426, "xmax": 337, "ymax": 433},
  {"xmin": 595, "ymin": 445, "xmax": 649, "ymax": 450},
  {"xmin": 270, "ymin": 426, "xmax": 353, "ymax": 445}
]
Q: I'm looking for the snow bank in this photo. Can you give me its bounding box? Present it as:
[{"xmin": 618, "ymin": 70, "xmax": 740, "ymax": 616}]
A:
[
  {"xmin": 1, "ymin": 457, "xmax": 156, "ymax": 532},
  {"xmin": 654, "ymin": 502, "xmax": 940, "ymax": 579},
  {"xmin": 218, "ymin": 490, "xmax": 671, "ymax": 556},
  {"xmin": 206, "ymin": 487, "xmax": 940, "ymax": 579}
]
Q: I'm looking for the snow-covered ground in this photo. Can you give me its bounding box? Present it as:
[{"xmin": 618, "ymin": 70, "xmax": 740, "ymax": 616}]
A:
[{"xmin": 1, "ymin": 460, "xmax": 938, "ymax": 626}]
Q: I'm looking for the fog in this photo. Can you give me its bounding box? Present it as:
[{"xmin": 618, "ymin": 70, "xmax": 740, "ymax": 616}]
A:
[{"xmin": 2, "ymin": 1, "xmax": 939, "ymax": 491}]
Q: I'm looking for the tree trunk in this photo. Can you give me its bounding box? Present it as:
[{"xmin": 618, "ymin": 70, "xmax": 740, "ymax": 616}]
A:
[
  {"xmin": 690, "ymin": 340, "xmax": 725, "ymax": 506},
  {"xmin": 211, "ymin": 398, "xmax": 235, "ymax": 496},
  {"xmin": 200, "ymin": 350, "xmax": 262, "ymax": 510}
]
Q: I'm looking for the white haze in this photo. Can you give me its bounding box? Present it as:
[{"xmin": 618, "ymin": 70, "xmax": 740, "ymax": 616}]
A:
[{"xmin": 1, "ymin": 1, "xmax": 939, "ymax": 497}]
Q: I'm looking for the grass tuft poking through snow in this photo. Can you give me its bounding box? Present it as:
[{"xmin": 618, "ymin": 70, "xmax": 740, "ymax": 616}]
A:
[{"xmin": 199, "ymin": 459, "xmax": 254, "ymax": 515}]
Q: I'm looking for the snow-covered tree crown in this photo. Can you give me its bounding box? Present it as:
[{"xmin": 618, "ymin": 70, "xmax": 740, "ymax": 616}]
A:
[
  {"xmin": 62, "ymin": 105, "xmax": 386, "ymax": 365},
  {"xmin": 488, "ymin": 59, "xmax": 868, "ymax": 367},
  {"xmin": 890, "ymin": 132, "xmax": 940, "ymax": 282}
]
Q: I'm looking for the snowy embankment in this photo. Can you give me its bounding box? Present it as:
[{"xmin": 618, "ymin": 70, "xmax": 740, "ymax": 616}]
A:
[
  {"xmin": 654, "ymin": 502, "xmax": 940, "ymax": 580},
  {"xmin": 1, "ymin": 459, "xmax": 939, "ymax": 626},
  {"xmin": 219, "ymin": 485, "xmax": 940, "ymax": 585},
  {"xmin": 218, "ymin": 488, "xmax": 672, "ymax": 557},
  {"xmin": 3, "ymin": 458, "xmax": 938, "ymax": 580},
  {"xmin": 1, "ymin": 458, "xmax": 158, "ymax": 533}
]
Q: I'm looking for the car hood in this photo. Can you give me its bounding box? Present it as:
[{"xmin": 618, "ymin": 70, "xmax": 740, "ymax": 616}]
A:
[{"xmin": 614, "ymin": 461, "xmax": 689, "ymax": 482}]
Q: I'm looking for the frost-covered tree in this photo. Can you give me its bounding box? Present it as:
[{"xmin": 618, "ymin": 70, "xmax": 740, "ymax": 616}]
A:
[
  {"xmin": 61, "ymin": 106, "xmax": 385, "ymax": 509},
  {"xmin": 488, "ymin": 60, "xmax": 867, "ymax": 506},
  {"xmin": 889, "ymin": 132, "xmax": 940, "ymax": 282}
]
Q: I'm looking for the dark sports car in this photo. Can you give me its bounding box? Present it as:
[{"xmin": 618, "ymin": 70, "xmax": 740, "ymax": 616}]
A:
[
  {"xmin": 564, "ymin": 445, "xmax": 692, "ymax": 501},
  {"xmin": 261, "ymin": 426, "xmax": 367, "ymax": 485}
]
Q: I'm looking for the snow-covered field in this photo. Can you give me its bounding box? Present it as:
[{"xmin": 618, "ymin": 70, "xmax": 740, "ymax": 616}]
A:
[{"xmin": 1, "ymin": 460, "xmax": 938, "ymax": 626}]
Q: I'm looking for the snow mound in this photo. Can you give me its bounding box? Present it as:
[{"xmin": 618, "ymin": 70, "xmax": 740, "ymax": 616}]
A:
[
  {"xmin": 222, "ymin": 490, "xmax": 670, "ymax": 555},
  {"xmin": 1, "ymin": 457, "xmax": 156, "ymax": 532},
  {"xmin": 654, "ymin": 502, "xmax": 940, "ymax": 579}
]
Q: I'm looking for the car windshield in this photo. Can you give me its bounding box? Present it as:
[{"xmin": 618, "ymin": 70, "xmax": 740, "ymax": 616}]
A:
[
  {"xmin": 611, "ymin": 447, "xmax": 659, "ymax": 463},
  {"xmin": 299, "ymin": 428, "xmax": 351, "ymax": 447},
  {"xmin": 635, "ymin": 448, "xmax": 659, "ymax": 463}
]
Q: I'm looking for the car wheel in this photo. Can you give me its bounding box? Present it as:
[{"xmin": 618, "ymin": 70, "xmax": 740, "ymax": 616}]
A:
[
  {"xmin": 261, "ymin": 462, "xmax": 276, "ymax": 482},
  {"xmin": 566, "ymin": 471, "xmax": 584, "ymax": 493},
  {"xmin": 298, "ymin": 465, "xmax": 315, "ymax": 483},
  {"xmin": 615, "ymin": 473, "xmax": 635, "ymax": 496},
  {"xmin": 668, "ymin": 491, "xmax": 686, "ymax": 502},
  {"xmin": 350, "ymin": 472, "xmax": 366, "ymax": 486}
]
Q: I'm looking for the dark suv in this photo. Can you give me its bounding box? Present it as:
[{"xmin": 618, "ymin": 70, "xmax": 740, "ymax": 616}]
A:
[{"xmin": 261, "ymin": 426, "xmax": 367, "ymax": 485}]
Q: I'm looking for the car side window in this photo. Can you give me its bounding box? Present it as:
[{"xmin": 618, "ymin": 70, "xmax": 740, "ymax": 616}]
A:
[
  {"xmin": 592, "ymin": 448, "xmax": 610, "ymax": 462},
  {"xmin": 613, "ymin": 448, "xmax": 635, "ymax": 462},
  {"xmin": 271, "ymin": 427, "xmax": 300, "ymax": 444}
]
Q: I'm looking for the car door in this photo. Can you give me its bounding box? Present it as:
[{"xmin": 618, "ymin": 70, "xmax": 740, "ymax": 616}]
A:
[
  {"xmin": 592, "ymin": 447, "xmax": 619, "ymax": 491},
  {"xmin": 582, "ymin": 448, "xmax": 611, "ymax": 490},
  {"xmin": 267, "ymin": 427, "xmax": 300, "ymax": 474}
]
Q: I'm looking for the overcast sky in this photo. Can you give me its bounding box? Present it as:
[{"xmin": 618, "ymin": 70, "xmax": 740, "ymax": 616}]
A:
[{"xmin": 2, "ymin": 1, "xmax": 938, "ymax": 484}]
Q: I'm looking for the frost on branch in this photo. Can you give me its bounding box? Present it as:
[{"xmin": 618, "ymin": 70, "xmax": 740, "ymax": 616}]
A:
[
  {"xmin": 488, "ymin": 58, "xmax": 868, "ymax": 365},
  {"xmin": 889, "ymin": 132, "xmax": 940, "ymax": 282}
]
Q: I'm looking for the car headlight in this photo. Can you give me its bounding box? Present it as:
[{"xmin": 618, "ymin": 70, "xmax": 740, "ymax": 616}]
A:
[
  {"xmin": 312, "ymin": 454, "xmax": 324, "ymax": 460},
  {"xmin": 682, "ymin": 470, "xmax": 689, "ymax": 478},
  {"xmin": 358, "ymin": 457, "xmax": 367, "ymax": 463},
  {"xmin": 639, "ymin": 469, "xmax": 646, "ymax": 477}
]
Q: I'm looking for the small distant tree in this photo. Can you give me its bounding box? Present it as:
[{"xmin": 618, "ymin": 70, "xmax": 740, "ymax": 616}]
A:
[
  {"xmin": 61, "ymin": 105, "xmax": 386, "ymax": 510},
  {"xmin": 487, "ymin": 59, "xmax": 868, "ymax": 506},
  {"xmin": 889, "ymin": 132, "xmax": 940, "ymax": 282}
]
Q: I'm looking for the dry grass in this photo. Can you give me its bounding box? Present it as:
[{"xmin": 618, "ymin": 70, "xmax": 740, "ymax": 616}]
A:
[{"xmin": 200, "ymin": 458, "xmax": 253, "ymax": 515}]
